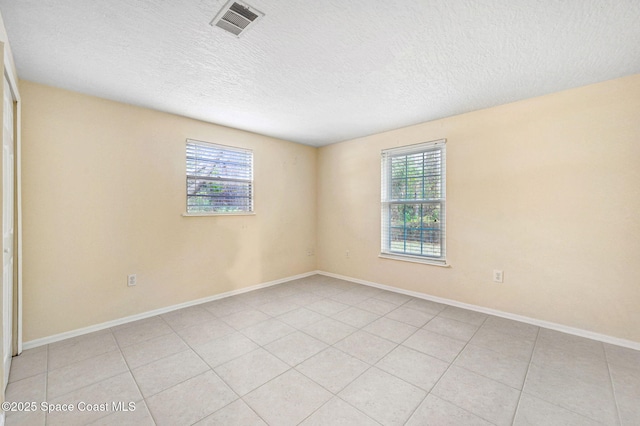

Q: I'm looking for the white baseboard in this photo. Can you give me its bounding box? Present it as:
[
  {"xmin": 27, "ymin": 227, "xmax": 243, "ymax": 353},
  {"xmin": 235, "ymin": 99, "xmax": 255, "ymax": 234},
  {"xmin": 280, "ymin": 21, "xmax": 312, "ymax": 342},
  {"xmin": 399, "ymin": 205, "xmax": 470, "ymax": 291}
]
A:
[
  {"xmin": 22, "ymin": 270, "xmax": 319, "ymax": 350},
  {"xmin": 319, "ymin": 270, "xmax": 640, "ymax": 351},
  {"xmin": 22, "ymin": 269, "xmax": 640, "ymax": 352}
]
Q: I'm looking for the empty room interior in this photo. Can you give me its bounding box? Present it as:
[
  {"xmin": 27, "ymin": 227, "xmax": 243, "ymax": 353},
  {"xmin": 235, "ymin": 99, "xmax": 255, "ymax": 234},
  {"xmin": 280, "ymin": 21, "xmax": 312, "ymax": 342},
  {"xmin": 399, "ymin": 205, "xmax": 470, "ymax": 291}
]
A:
[{"xmin": 0, "ymin": 1, "xmax": 639, "ymax": 425}]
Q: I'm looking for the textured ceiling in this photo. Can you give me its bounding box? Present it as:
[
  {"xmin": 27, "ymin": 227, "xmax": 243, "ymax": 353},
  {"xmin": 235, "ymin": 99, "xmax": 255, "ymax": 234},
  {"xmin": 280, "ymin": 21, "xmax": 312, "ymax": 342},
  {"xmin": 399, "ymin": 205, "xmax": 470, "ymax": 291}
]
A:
[{"xmin": 1, "ymin": 0, "xmax": 640, "ymax": 146}]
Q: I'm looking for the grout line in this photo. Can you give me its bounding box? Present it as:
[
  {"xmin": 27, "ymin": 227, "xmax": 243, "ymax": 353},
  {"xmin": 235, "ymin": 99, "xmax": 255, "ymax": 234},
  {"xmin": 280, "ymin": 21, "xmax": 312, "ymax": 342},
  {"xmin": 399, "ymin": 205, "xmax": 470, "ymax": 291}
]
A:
[
  {"xmin": 604, "ymin": 347, "xmax": 624, "ymax": 426},
  {"xmin": 402, "ymin": 314, "xmax": 491, "ymax": 425},
  {"xmin": 111, "ymin": 328, "xmax": 157, "ymax": 426},
  {"xmin": 13, "ymin": 275, "xmax": 636, "ymax": 425},
  {"xmin": 159, "ymin": 314, "xmax": 259, "ymax": 425},
  {"xmin": 511, "ymin": 326, "xmax": 540, "ymax": 425},
  {"xmin": 318, "ymin": 271, "xmax": 640, "ymax": 351}
]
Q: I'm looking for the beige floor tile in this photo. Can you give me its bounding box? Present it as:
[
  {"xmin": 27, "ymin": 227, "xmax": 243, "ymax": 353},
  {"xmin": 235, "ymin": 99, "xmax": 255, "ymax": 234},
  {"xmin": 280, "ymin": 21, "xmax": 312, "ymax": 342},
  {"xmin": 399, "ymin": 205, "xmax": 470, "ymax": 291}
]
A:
[
  {"xmin": 194, "ymin": 332, "xmax": 259, "ymax": 368},
  {"xmin": 523, "ymin": 362, "xmax": 618, "ymax": 424},
  {"xmin": 161, "ymin": 306, "xmax": 215, "ymax": 330},
  {"xmin": 303, "ymin": 318, "xmax": 357, "ymax": 345},
  {"xmin": 334, "ymin": 330, "xmax": 397, "ymax": 365},
  {"xmin": 363, "ymin": 317, "xmax": 417, "ymax": 343},
  {"xmin": 609, "ymin": 362, "xmax": 640, "ymax": 425},
  {"xmin": 531, "ymin": 342, "xmax": 611, "ymax": 386},
  {"xmin": 300, "ymin": 397, "xmax": 379, "ymax": 425},
  {"xmin": 112, "ymin": 316, "xmax": 174, "ymax": 348},
  {"xmin": 403, "ymin": 298, "xmax": 446, "ymax": 314},
  {"xmin": 309, "ymin": 284, "xmax": 348, "ymax": 298},
  {"xmin": 339, "ymin": 367, "xmax": 426, "ymax": 426},
  {"xmin": 264, "ymin": 331, "xmax": 327, "ymax": 366},
  {"xmin": 385, "ymin": 306, "xmax": 435, "ymax": 327},
  {"xmin": 5, "ymin": 373, "xmax": 47, "ymax": 426},
  {"xmin": 306, "ymin": 299, "xmax": 350, "ymax": 316},
  {"xmin": 5, "ymin": 372, "xmax": 46, "ymax": 402},
  {"xmin": 604, "ymin": 343, "xmax": 640, "ymax": 372},
  {"xmin": 132, "ymin": 349, "xmax": 209, "ymax": 397},
  {"xmin": 256, "ymin": 299, "xmax": 300, "ymax": 316},
  {"xmin": 214, "ymin": 348, "xmax": 289, "ymax": 395},
  {"xmin": 372, "ymin": 290, "xmax": 412, "ymax": 305},
  {"xmin": 277, "ymin": 307, "xmax": 326, "ymax": 329},
  {"xmin": 240, "ymin": 318, "xmax": 296, "ymax": 346},
  {"xmin": 88, "ymin": 400, "xmax": 154, "ymax": 425},
  {"xmin": 8, "ymin": 276, "xmax": 634, "ymax": 426},
  {"xmin": 47, "ymin": 350, "xmax": 128, "ymax": 398},
  {"xmin": 376, "ymin": 345, "xmax": 448, "ymax": 391},
  {"xmin": 481, "ymin": 316, "xmax": 539, "ymax": 340},
  {"xmin": 8, "ymin": 347, "xmax": 47, "ymax": 383},
  {"xmin": 330, "ymin": 289, "xmax": 373, "ymax": 305},
  {"xmin": 245, "ymin": 369, "xmax": 332, "ymax": 426},
  {"xmin": 356, "ymin": 298, "xmax": 397, "ymax": 315},
  {"xmin": 201, "ymin": 298, "xmax": 250, "ymax": 318},
  {"xmin": 536, "ymin": 328, "xmax": 605, "ymax": 359},
  {"xmin": 120, "ymin": 332, "xmax": 189, "ymax": 369},
  {"xmin": 470, "ymin": 327, "xmax": 535, "ymax": 362},
  {"xmin": 47, "ymin": 372, "xmax": 142, "ymax": 426},
  {"xmin": 280, "ymin": 292, "xmax": 324, "ymax": 307},
  {"xmin": 403, "ymin": 328, "xmax": 466, "ymax": 363},
  {"xmin": 220, "ymin": 309, "xmax": 270, "ymax": 330},
  {"xmin": 513, "ymin": 393, "xmax": 601, "ymax": 426},
  {"xmin": 332, "ymin": 307, "xmax": 380, "ymax": 328},
  {"xmin": 438, "ymin": 306, "xmax": 487, "ymax": 326},
  {"xmin": 455, "ymin": 344, "xmax": 529, "ymax": 389},
  {"xmin": 146, "ymin": 371, "xmax": 237, "ymax": 426},
  {"xmin": 176, "ymin": 318, "xmax": 235, "ymax": 347},
  {"xmin": 235, "ymin": 289, "xmax": 281, "ymax": 306},
  {"xmin": 194, "ymin": 399, "xmax": 267, "ymax": 425},
  {"xmin": 406, "ymin": 394, "xmax": 493, "ymax": 426},
  {"xmin": 423, "ymin": 316, "xmax": 479, "ymax": 342},
  {"xmin": 297, "ymin": 347, "xmax": 369, "ymax": 393},
  {"xmin": 432, "ymin": 366, "xmax": 520, "ymax": 426},
  {"xmin": 266, "ymin": 283, "xmax": 304, "ymax": 299}
]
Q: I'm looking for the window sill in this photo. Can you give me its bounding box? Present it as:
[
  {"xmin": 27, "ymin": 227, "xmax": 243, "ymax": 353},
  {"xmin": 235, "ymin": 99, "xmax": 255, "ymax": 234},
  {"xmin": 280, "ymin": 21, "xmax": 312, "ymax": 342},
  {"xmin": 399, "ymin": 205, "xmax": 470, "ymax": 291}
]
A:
[
  {"xmin": 379, "ymin": 253, "xmax": 450, "ymax": 267},
  {"xmin": 182, "ymin": 212, "xmax": 256, "ymax": 217}
]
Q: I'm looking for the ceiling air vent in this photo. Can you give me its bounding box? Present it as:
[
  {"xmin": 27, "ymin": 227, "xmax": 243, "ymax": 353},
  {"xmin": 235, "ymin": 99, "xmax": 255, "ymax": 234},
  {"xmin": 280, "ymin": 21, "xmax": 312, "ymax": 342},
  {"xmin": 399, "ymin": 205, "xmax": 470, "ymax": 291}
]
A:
[{"xmin": 211, "ymin": 1, "xmax": 264, "ymax": 37}]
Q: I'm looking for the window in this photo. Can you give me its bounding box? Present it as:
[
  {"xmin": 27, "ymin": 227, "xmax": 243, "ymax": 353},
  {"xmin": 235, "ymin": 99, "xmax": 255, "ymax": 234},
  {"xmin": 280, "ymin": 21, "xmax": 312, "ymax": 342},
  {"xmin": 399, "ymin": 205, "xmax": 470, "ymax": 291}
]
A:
[
  {"xmin": 381, "ymin": 139, "xmax": 446, "ymax": 264},
  {"xmin": 186, "ymin": 139, "xmax": 253, "ymax": 214}
]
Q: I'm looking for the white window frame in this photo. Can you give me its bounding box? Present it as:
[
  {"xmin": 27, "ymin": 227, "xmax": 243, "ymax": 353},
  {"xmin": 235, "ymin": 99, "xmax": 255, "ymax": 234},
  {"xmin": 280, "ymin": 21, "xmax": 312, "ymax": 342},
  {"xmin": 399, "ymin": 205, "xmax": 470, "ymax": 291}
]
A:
[
  {"xmin": 380, "ymin": 139, "xmax": 447, "ymax": 266},
  {"xmin": 184, "ymin": 139, "xmax": 254, "ymax": 216}
]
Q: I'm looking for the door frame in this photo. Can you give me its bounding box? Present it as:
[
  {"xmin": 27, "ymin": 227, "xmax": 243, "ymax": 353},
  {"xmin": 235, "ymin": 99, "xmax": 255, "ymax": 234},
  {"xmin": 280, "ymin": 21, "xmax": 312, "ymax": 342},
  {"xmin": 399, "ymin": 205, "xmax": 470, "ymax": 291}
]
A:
[{"xmin": 3, "ymin": 41, "xmax": 22, "ymax": 362}]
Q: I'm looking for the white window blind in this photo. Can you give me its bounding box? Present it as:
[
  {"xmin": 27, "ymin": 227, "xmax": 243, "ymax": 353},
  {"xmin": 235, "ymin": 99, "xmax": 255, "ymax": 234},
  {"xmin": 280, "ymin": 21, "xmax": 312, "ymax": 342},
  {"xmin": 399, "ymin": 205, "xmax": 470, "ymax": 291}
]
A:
[
  {"xmin": 381, "ymin": 139, "xmax": 446, "ymax": 264},
  {"xmin": 186, "ymin": 139, "xmax": 253, "ymax": 214}
]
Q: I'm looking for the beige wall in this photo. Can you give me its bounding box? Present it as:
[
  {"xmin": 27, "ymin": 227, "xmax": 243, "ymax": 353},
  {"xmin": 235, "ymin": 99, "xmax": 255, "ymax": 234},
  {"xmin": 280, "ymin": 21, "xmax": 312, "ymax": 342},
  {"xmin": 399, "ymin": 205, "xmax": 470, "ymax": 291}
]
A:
[
  {"xmin": 318, "ymin": 74, "xmax": 640, "ymax": 343},
  {"xmin": 19, "ymin": 74, "xmax": 640, "ymax": 344},
  {"xmin": 20, "ymin": 81, "xmax": 317, "ymax": 342}
]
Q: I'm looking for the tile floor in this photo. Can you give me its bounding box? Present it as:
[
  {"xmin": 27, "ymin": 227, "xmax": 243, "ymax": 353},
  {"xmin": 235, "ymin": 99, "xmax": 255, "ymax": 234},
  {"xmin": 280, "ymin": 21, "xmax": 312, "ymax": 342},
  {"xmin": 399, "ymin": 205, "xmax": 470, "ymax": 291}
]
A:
[{"xmin": 5, "ymin": 274, "xmax": 640, "ymax": 425}]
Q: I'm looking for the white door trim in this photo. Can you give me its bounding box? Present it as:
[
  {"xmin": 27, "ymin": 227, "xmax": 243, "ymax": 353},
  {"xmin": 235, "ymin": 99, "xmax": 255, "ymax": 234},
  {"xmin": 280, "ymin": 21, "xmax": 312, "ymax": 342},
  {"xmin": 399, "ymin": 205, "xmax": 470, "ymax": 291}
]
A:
[{"xmin": 3, "ymin": 43, "xmax": 21, "ymax": 359}]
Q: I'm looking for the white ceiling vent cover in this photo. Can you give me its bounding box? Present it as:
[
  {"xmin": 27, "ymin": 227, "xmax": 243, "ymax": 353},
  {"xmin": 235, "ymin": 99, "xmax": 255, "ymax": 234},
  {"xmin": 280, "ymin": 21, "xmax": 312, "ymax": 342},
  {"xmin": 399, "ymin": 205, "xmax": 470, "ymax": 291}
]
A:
[{"xmin": 211, "ymin": 1, "xmax": 264, "ymax": 37}]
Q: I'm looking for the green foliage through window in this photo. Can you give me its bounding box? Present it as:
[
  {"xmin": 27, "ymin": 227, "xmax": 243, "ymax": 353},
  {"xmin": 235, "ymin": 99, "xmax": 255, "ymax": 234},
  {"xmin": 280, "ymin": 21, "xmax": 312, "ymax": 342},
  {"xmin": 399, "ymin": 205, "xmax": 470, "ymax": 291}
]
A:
[
  {"xmin": 382, "ymin": 141, "xmax": 446, "ymax": 261},
  {"xmin": 186, "ymin": 140, "xmax": 253, "ymax": 213}
]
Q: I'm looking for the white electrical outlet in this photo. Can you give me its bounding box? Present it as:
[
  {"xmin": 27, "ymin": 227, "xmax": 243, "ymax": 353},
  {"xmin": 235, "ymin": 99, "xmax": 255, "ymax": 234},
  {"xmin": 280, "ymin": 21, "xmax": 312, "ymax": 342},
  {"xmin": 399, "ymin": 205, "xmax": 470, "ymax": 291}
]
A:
[
  {"xmin": 493, "ymin": 270, "xmax": 504, "ymax": 283},
  {"xmin": 128, "ymin": 274, "xmax": 137, "ymax": 287}
]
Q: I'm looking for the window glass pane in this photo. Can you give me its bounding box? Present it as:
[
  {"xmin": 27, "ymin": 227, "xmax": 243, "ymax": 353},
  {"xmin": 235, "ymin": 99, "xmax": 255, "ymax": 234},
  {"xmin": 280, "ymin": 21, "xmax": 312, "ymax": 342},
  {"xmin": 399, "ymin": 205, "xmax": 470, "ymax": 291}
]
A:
[
  {"xmin": 389, "ymin": 204, "xmax": 405, "ymax": 227},
  {"xmin": 391, "ymin": 178, "xmax": 406, "ymax": 199},
  {"xmin": 382, "ymin": 141, "xmax": 445, "ymax": 261},
  {"xmin": 186, "ymin": 140, "xmax": 253, "ymax": 213},
  {"xmin": 385, "ymin": 203, "xmax": 443, "ymax": 257},
  {"xmin": 405, "ymin": 153, "xmax": 424, "ymax": 177},
  {"xmin": 389, "ymin": 227, "xmax": 406, "ymax": 252},
  {"xmin": 406, "ymin": 177, "xmax": 423, "ymax": 200},
  {"xmin": 421, "ymin": 203, "xmax": 442, "ymax": 256}
]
